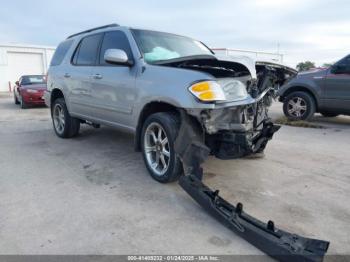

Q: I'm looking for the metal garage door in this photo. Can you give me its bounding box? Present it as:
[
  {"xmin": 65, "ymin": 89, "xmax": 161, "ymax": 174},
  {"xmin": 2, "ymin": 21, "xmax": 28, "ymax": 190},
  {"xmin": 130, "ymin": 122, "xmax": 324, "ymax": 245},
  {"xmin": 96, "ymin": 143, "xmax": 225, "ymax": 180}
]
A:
[{"xmin": 7, "ymin": 52, "xmax": 44, "ymax": 84}]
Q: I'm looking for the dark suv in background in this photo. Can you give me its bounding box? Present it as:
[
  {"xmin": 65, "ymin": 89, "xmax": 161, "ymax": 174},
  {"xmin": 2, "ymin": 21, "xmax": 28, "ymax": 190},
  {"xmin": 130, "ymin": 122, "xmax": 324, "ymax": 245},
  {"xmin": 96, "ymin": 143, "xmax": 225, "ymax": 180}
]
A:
[{"xmin": 278, "ymin": 55, "xmax": 350, "ymax": 120}]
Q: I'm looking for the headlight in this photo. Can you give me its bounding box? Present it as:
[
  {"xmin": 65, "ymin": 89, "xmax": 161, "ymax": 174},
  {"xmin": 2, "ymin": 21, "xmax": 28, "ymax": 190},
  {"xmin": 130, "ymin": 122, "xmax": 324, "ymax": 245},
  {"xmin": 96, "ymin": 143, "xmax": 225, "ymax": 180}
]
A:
[
  {"xmin": 26, "ymin": 89, "xmax": 38, "ymax": 93},
  {"xmin": 189, "ymin": 81, "xmax": 226, "ymax": 102},
  {"xmin": 189, "ymin": 80, "xmax": 249, "ymax": 102},
  {"xmin": 220, "ymin": 80, "xmax": 249, "ymax": 101}
]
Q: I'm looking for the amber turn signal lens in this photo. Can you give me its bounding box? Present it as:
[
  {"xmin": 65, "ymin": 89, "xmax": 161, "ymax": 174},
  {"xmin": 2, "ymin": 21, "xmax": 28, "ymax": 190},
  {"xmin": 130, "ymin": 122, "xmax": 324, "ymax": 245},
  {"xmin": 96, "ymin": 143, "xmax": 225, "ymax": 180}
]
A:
[
  {"xmin": 189, "ymin": 81, "xmax": 226, "ymax": 102},
  {"xmin": 199, "ymin": 91, "xmax": 215, "ymax": 100},
  {"xmin": 191, "ymin": 82, "xmax": 210, "ymax": 92}
]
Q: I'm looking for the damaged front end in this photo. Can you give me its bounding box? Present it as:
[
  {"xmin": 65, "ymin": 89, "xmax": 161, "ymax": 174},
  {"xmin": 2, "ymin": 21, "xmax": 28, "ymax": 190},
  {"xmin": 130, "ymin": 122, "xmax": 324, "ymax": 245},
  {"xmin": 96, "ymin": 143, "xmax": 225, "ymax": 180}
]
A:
[
  {"xmin": 205, "ymin": 61, "xmax": 296, "ymax": 159},
  {"xmin": 170, "ymin": 57, "xmax": 328, "ymax": 261},
  {"xmin": 158, "ymin": 55, "xmax": 296, "ymax": 159},
  {"xmin": 200, "ymin": 88, "xmax": 281, "ymax": 159}
]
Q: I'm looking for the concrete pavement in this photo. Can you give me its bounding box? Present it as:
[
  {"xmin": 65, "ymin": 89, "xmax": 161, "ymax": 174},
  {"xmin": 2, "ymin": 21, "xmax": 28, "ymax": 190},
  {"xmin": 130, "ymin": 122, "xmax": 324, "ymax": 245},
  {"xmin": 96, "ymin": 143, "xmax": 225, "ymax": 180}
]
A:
[{"xmin": 0, "ymin": 94, "xmax": 349, "ymax": 258}]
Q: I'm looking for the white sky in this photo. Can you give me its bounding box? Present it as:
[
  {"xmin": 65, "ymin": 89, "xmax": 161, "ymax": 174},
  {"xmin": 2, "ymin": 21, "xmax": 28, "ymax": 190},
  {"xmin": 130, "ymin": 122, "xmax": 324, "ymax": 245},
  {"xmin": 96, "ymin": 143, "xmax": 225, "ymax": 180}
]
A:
[{"xmin": 1, "ymin": 0, "xmax": 349, "ymax": 67}]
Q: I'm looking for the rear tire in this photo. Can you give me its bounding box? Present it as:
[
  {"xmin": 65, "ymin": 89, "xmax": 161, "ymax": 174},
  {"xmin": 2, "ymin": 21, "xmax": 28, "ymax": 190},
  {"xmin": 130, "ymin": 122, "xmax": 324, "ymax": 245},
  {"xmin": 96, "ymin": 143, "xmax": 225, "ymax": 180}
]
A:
[
  {"xmin": 51, "ymin": 98, "xmax": 80, "ymax": 138},
  {"xmin": 283, "ymin": 91, "xmax": 315, "ymax": 121},
  {"xmin": 321, "ymin": 112, "xmax": 339, "ymax": 117},
  {"xmin": 141, "ymin": 112, "xmax": 183, "ymax": 183}
]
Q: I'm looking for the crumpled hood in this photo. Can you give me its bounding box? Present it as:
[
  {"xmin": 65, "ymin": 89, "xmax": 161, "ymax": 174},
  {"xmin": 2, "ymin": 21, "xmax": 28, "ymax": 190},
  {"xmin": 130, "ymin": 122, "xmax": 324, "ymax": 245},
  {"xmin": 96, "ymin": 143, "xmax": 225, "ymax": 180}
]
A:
[
  {"xmin": 215, "ymin": 55, "xmax": 298, "ymax": 80},
  {"xmin": 215, "ymin": 54, "xmax": 257, "ymax": 79},
  {"xmin": 256, "ymin": 60, "xmax": 297, "ymax": 75}
]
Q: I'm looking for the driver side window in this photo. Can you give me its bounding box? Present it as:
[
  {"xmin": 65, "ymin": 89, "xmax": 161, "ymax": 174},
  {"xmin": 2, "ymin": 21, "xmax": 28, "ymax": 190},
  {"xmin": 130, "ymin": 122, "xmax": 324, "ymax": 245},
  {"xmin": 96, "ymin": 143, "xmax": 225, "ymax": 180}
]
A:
[{"xmin": 99, "ymin": 31, "xmax": 133, "ymax": 65}]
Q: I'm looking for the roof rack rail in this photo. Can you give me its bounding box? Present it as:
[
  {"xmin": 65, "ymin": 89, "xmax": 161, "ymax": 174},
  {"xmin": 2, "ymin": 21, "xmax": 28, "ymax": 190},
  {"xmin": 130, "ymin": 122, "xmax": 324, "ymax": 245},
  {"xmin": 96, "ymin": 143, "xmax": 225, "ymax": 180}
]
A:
[{"xmin": 67, "ymin": 23, "xmax": 119, "ymax": 39}]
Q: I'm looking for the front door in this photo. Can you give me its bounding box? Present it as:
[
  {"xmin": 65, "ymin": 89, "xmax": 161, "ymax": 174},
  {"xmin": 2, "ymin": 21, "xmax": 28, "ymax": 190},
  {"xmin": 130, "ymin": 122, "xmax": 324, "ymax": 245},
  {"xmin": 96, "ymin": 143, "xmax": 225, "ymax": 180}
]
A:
[
  {"xmin": 90, "ymin": 30, "xmax": 137, "ymax": 129},
  {"xmin": 323, "ymin": 56, "xmax": 350, "ymax": 113}
]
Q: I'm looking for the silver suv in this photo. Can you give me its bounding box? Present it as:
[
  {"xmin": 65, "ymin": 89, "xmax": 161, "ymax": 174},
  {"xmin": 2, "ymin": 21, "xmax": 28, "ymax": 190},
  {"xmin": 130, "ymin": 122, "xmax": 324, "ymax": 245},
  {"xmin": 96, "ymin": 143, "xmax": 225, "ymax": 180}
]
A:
[{"xmin": 45, "ymin": 24, "xmax": 296, "ymax": 183}]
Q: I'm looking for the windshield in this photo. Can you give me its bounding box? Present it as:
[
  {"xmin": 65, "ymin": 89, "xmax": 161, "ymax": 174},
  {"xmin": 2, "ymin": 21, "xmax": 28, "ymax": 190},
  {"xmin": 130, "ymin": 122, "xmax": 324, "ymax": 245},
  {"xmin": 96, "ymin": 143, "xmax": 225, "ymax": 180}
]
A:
[
  {"xmin": 131, "ymin": 29, "xmax": 213, "ymax": 63},
  {"xmin": 21, "ymin": 75, "xmax": 46, "ymax": 85}
]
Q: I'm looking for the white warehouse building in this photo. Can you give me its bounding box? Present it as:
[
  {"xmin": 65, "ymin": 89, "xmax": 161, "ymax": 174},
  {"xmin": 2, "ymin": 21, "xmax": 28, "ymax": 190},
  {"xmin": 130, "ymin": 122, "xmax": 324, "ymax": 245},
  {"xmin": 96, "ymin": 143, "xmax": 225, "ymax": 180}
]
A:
[{"xmin": 0, "ymin": 44, "xmax": 55, "ymax": 92}]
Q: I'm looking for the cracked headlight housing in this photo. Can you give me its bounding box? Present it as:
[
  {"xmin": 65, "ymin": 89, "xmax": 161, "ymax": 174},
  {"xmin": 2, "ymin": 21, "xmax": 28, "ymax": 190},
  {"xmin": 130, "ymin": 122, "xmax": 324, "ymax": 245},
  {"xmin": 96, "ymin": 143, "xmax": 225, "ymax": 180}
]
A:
[
  {"xmin": 189, "ymin": 80, "xmax": 249, "ymax": 103},
  {"xmin": 220, "ymin": 79, "xmax": 249, "ymax": 102},
  {"xmin": 189, "ymin": 81, "xmax": 226, "ymax": 102}
]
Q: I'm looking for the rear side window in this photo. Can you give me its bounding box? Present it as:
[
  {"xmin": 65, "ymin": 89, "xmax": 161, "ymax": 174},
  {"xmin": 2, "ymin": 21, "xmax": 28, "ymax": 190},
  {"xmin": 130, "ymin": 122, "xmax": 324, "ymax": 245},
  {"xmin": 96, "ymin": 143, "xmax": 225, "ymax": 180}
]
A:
[
  {"xmin": 332, "ymin": 55, "xmax": 350, "ymax": 74},
  {"xmin": 50, "ymin": 40, "xmax": 73, "ymax": 66},
  {"xmin": 338, "ymin": 56, "xmax": 350, "ymax": 67},
  {"xmin": 99, "ymin": 31, "xmax": 133, "ymax": 65},
  {"xmin": 73, "ymin": 34, "xmax": 102, "ymax": 66}
]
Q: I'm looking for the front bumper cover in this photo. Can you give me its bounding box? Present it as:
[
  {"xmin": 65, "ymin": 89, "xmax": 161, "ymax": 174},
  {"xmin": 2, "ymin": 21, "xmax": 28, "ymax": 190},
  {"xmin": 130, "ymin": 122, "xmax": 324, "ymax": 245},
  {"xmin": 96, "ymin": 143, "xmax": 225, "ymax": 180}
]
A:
[
  {"xmin": 22, "ymin": 91, "xmax": 46, "ymax": 105},
  {"xmin": 179, "ymin": 174, "xmax": 329, "ymax": 262}
]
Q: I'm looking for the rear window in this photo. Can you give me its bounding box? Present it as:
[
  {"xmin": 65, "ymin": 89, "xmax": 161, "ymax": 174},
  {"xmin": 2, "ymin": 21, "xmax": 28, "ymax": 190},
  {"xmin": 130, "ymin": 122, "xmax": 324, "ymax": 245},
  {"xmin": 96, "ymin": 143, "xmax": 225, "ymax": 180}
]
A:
[
  {"xmin": 72, "ymin": 34, "xmax": 102, "ymax": 66},
  {"xmin": 50, "ymin": 40, "xmax": 73, "ymax": 66}
]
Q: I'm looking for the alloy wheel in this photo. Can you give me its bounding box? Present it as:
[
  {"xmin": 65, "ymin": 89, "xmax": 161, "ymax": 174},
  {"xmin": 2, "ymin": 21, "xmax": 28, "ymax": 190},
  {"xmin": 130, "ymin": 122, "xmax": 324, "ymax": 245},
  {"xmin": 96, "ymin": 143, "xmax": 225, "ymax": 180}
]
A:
[
  {"xmin": 53, "ymin": 104, "xmax": 65, "ymax": 134},
  {"xmin": 144, "ymin": 122, "xmax": 170, "ymax": 176},
  {"xmin": 287, "ymin": 97, "xmax": 307, "ymax": 118}
]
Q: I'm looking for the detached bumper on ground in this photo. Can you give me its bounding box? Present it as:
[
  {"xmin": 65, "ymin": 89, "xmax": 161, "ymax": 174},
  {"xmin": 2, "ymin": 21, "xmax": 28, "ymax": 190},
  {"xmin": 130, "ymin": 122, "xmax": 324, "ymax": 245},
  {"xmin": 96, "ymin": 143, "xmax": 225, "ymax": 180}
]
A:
[{"xmin": 179, "ymin": 175, "xmax": 329, "ymax": 262}]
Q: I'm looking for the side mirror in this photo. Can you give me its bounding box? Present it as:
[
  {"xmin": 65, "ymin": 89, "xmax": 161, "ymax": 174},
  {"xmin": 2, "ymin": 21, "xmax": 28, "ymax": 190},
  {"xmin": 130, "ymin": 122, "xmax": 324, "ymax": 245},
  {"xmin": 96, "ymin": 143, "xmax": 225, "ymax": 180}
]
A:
[
  {"xmin": 15, "ymin": 81, "xmax": 19, "ymax": 86},
  {"xmin": 104, "ymin": 49, "xmax": 133, "ymax": 66}
]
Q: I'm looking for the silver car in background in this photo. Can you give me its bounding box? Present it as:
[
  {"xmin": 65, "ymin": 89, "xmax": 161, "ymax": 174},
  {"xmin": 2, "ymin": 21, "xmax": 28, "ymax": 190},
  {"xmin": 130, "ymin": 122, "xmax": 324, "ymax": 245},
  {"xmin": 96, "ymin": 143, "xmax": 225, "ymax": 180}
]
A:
[{"xmin": 45, "ymin": 24, "xmax": 296, "ymax": 183}]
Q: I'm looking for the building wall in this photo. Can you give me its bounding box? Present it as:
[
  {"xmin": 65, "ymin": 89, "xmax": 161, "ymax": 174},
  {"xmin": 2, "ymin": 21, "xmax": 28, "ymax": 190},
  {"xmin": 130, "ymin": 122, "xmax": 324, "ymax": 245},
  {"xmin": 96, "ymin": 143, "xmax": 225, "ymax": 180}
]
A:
[{"xmin": 0, "ymin": 44, "xmax": 55, "ymax": 92}]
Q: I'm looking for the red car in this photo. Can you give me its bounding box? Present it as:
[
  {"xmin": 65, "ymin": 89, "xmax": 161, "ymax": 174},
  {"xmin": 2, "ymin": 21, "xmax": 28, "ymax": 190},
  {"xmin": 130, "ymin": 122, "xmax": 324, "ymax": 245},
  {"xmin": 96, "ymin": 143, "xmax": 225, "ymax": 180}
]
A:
[{"xmin": 14, "ymin": 75, "xmax": 47, "ymax": 108}]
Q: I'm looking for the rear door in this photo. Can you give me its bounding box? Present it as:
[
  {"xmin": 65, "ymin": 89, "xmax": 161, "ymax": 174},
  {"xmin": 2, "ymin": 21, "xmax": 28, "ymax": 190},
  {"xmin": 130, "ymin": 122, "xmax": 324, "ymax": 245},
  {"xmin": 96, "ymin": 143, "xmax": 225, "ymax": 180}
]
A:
[
  {"xmin": 90, "ymin": 30, "xmax": 137, "ymax": 128},
  {"xmin": 323, "ymin": 56, "xmax": 350, "ymax": 113},
  {"xmin": 68, "ymin": 33, "xmax": 103, "ymax": 118}
]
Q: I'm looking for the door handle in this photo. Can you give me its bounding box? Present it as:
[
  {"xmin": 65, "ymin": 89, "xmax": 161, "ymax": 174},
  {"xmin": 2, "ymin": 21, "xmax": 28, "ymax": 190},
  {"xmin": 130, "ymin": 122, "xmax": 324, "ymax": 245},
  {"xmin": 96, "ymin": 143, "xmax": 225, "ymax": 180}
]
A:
[
  {"xmin": 64, "ymin": 73, "xmax": 71, "ymax": 78},
  {"xmin": 93, "ymin": 73, "xmax": 103, "ymax": 80}
]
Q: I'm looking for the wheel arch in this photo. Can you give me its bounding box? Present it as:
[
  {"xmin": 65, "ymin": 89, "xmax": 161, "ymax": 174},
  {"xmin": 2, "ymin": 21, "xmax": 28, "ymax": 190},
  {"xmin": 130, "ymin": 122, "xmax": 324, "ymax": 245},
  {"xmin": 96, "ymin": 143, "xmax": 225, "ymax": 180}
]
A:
[
  {"xmin": 50, "ymin": 88, "xmax": 65, "ymax": 106},
  {"xmin": 50, "ymin": 88, "xmax": 68, "ymax": 114},
  {"xmin": 279, "ymin": 86, "xmax": 319, "ymax": 110},
  {"xmin": 134, "ymin": 101, "xmax": 180, "ymax": 151}
]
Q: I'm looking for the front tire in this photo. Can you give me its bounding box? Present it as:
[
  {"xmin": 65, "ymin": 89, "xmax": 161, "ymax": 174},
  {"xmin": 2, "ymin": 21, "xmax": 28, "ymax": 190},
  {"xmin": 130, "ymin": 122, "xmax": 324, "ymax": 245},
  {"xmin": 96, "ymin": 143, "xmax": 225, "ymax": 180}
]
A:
[
  {"xmin": 283, "ymin": 91, "xmax": 315, "ymax": 121},
  {"xmin": 14, "ymin": 93, "xmax": 20, "ymax": 105},
  {"xmin": 141, "ymin": 112, "xmax": 183, "ymax": 183},
  {"xmin": 20, "ymin": 96, "xmax": 27, "ymax": 109},
  {"xmin": 51, "ymin": 98, "xmax": 80, "ymax": 138}
]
